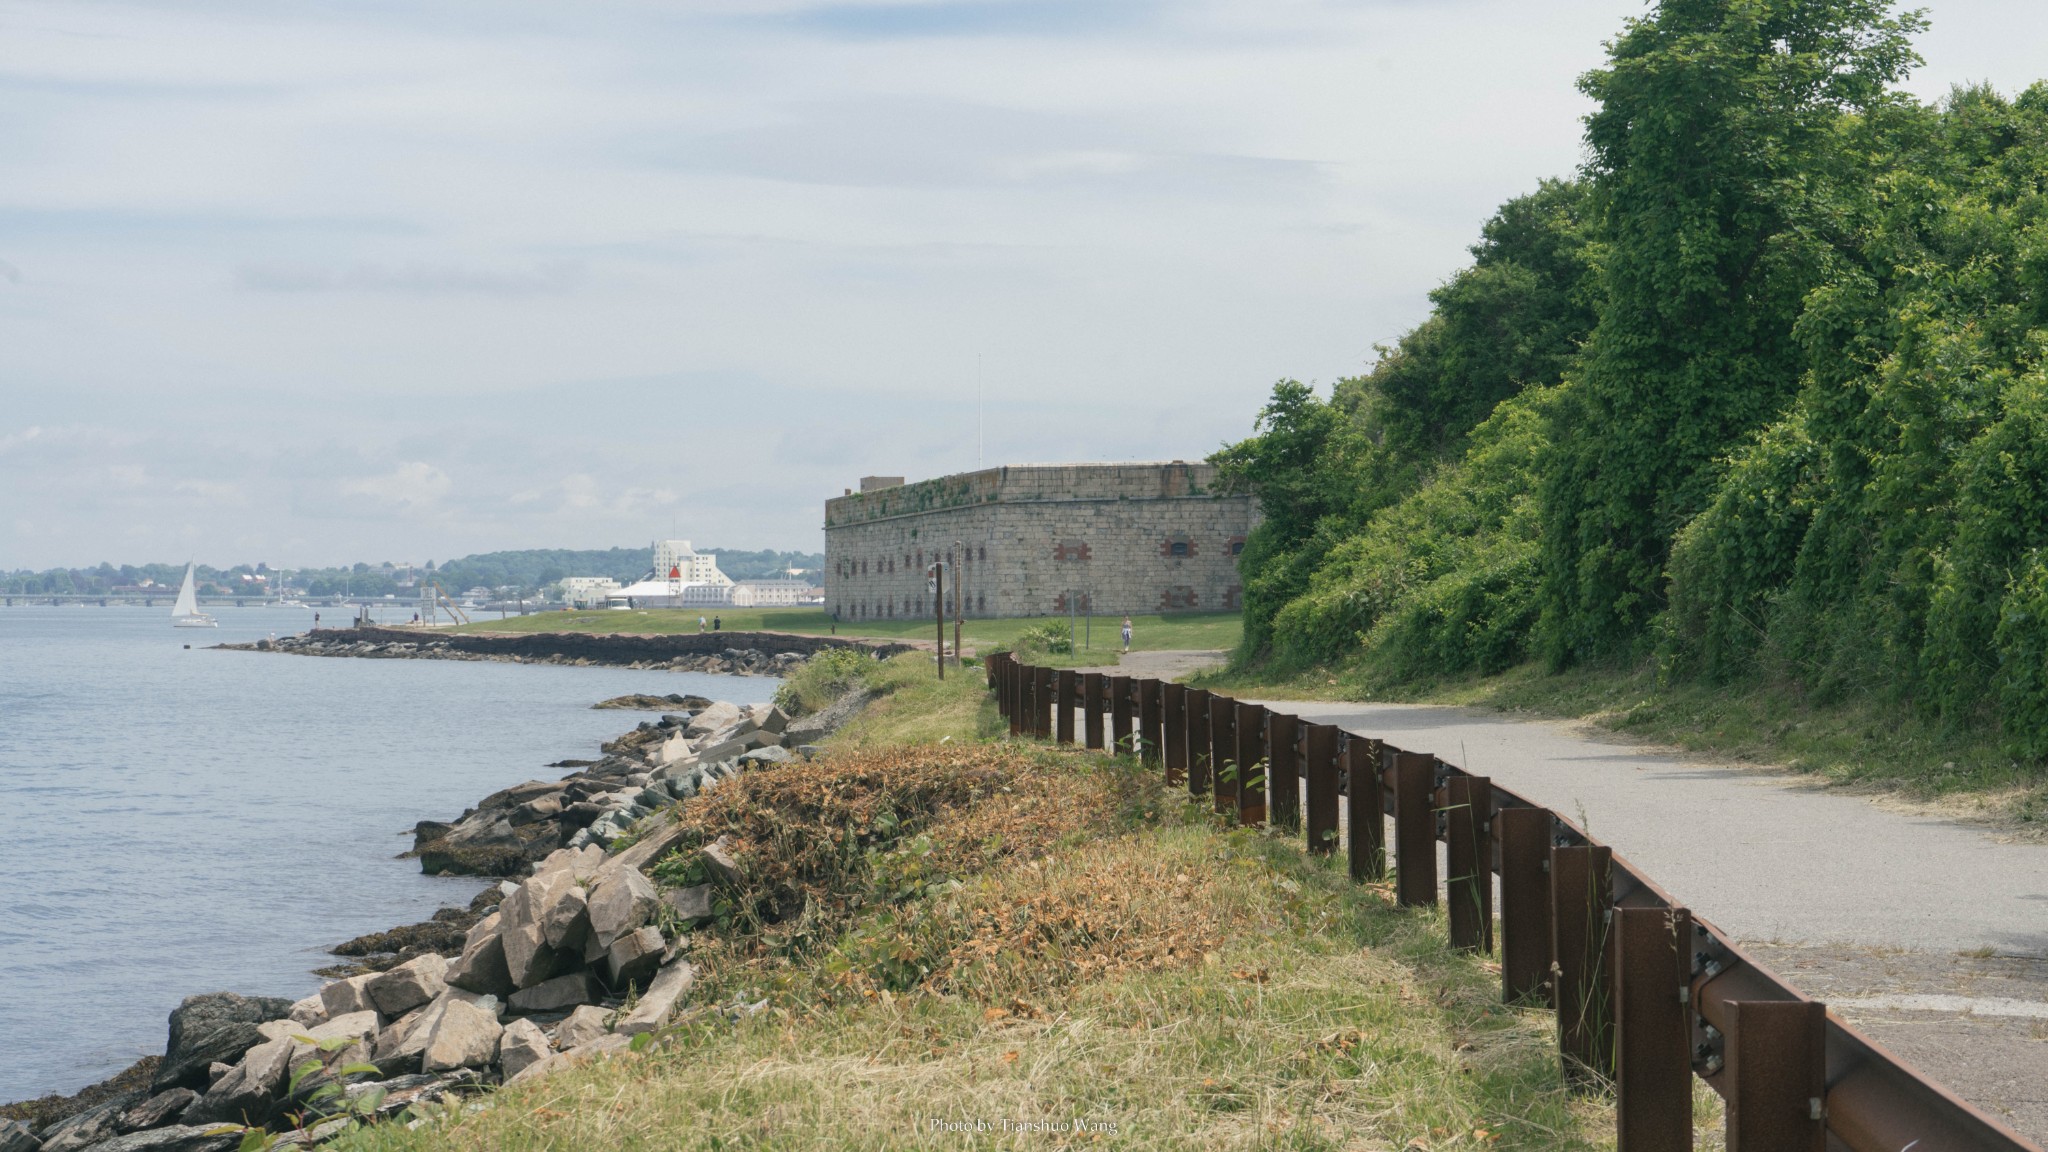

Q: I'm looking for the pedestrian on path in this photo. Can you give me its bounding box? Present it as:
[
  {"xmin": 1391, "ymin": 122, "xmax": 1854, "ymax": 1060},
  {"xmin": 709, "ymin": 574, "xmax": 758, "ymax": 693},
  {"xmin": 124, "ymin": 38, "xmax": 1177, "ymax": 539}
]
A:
[
  {"xmin": 1121, "ymin": 616, "xmax": 1133, "ymax": 653},
  {"xmin": 698, "ymin": 615, "xmax": 707, "ymax": 632}
]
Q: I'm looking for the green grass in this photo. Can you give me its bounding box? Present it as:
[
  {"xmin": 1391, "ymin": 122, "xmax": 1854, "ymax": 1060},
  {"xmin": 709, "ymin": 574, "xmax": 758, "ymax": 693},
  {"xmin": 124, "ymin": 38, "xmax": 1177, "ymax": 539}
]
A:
[
  {"xmin": 1200, "ymin": 655, "xmax": 2048, "ymax": 829},
  {"xmin": 336, "ymin": 779, "xmax": 1627, "ymax": 1151},
  {"xmin": 449, "ymin": 607, "xmax": 1242, "ymax": 659}
]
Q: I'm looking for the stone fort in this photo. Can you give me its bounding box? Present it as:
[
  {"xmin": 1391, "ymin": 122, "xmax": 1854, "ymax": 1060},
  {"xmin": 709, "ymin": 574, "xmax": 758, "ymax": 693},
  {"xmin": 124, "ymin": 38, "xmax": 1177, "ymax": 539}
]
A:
[{"xmin": 823, "ymin": 462, "xmax": 1258, "ymax": 620}]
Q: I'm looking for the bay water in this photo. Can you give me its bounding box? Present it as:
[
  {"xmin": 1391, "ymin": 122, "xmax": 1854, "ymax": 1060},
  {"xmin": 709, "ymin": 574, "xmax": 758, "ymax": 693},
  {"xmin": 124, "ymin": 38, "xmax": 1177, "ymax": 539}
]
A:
[{"xmin": 0, "ymin": 606, "xmax": 774, "ymax": 1103}]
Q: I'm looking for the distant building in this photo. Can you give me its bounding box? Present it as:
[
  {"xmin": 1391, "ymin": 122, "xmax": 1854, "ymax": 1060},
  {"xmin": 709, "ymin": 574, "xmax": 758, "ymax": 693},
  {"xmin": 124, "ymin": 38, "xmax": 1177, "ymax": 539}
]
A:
[
  {"xmin": 824, "ymin": 462, "xmax": 1257, "ymax": 619},
  {"xmin": 558, "ymin": 577, "xmax": 620, "ymax": 609},
  {"xmin": 653, "ymin": 541, "xmax": 731, "ymax": 587}
]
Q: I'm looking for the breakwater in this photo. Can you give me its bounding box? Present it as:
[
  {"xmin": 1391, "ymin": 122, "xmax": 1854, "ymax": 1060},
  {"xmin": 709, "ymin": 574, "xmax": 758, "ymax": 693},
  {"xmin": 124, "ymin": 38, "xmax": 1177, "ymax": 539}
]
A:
[{"xmin": 223, "ymin": 626, "xmax": 915, "ymax": 676}]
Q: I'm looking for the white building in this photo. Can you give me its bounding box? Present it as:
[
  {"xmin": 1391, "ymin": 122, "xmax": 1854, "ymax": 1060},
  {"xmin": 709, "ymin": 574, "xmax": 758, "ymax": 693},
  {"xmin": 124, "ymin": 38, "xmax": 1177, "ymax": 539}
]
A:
[
  {"xmin": 730, "ymin": 579, "xmax": 817, "ymax": 607},
  {"xmin": 558, "ymin": 576, "xmax": 622, "ymax": 609},
  {"xmin": 653, "ymin": 540, "xmax": 731, "ymax": 587}
]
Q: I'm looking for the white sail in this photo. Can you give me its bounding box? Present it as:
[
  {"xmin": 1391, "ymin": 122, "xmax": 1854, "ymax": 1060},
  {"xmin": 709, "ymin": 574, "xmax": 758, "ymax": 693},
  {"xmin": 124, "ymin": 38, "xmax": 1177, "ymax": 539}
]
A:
[{"xmin": 172, "ymin": 564, "xmax": 200, "ymax": 619}]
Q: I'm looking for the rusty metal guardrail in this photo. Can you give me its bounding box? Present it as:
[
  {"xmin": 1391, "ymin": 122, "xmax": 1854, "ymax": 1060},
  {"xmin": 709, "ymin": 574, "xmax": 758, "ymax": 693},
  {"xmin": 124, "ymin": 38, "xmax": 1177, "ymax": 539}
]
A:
[{"xmin": 983, "ymin": 653, "xmax": 2041, "ymax": 1152}]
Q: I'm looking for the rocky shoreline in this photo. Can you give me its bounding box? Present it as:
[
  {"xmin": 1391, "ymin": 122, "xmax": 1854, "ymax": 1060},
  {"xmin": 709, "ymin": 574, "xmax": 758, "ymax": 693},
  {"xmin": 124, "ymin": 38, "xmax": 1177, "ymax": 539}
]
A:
[
  {"xmin": 217, "ymin": 626, "xmax": 915, "ymax": 679},
  {"xmin": 0, "ymin": 680, "xmax": 870, "ymax": 1152}
]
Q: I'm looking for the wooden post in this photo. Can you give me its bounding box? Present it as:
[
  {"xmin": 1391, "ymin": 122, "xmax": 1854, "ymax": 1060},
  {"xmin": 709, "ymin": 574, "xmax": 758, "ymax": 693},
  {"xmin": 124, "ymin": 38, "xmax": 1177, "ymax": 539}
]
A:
[
  {"xmin": 1392, "ymin": 751, "xmax": 1437, "ymax": 907},
  {"xmin": 1346, "ymin": 736, "xmax": 1386, "ymax": 882},
  {"xmin": 1304, "ymin": 724, "xmax": 1339, "ymax": 856},
  {"xmin": 1234, "ymin": 701, "xmax": 1267, "ymax": 826},
  {"xmin": 1444, "ymin": 775, "xmax": 1493, "ymax": 953},
  {"xmin": 1109, "ymin": 675, "xmax": 1133, "ymax": 755},
  {"xmin": 1184, "ymin": 688, "xmax": 1212, "ymax": 796},
  {"xmin": 1082, "ymin": 673, "xmax": 1105, "ymax": 750},
  {"xmin": 1615, "ymin": 906, "xmax": 1694, "ymax": 1152},
  {"xmin": 1162, "ymin": 683, "xmax": 1188, "ymax": 785},
  {"xmin": 1139, "ymin": 679, "xmax": 1164, "ymax": 766},
  {"xmin": 1266, "ymin": 712, "xmax": 1301, "ymax": 832},
  {"xmin": 1054, "ymin": 670, "xmax": 1077, "ymax": 745},
  {"xmin": 1497, "ymin": 806, "xmax": 1555, "ymax": 1006},
  {"xmin": 1552, "ymin": 845, "xmax": 1615, "ymax": 1085},
  {"xmin": 1209, "ymin": 695, "xmax": 1237, "ymax": 816}
]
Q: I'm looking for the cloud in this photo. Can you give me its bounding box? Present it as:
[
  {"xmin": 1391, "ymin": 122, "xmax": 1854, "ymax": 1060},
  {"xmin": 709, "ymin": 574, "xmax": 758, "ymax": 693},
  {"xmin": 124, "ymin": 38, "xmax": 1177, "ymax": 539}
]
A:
[
  {"xmin": 341, "ymin": 462, "xmax": 452, "ymax": 509},
  {"xmin": 234, "ymin": 260, "xmax": 582, "ymax": 295}
]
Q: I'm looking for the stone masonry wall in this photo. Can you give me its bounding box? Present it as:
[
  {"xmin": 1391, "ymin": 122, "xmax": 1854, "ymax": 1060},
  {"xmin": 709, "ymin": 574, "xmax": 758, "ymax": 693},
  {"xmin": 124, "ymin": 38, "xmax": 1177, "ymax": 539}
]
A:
[{"xmin": 823, "ymin": 463, "xmax": 1256, "ymax": 619}]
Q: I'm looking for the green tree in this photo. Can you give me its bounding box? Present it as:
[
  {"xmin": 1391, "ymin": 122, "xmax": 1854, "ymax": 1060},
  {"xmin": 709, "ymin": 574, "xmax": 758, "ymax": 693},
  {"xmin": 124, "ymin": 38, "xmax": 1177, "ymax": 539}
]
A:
[{"xmin": 1537, "ymin": 0, "xmax": 1924, "ymax": 666}]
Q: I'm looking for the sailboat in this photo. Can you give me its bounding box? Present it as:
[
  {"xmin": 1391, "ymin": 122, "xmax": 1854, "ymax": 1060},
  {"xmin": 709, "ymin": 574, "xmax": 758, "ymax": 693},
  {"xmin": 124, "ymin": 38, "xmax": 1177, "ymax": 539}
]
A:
[{"xmin": 171, "ymin": 563, "xmax": 218, "ymax": 628}]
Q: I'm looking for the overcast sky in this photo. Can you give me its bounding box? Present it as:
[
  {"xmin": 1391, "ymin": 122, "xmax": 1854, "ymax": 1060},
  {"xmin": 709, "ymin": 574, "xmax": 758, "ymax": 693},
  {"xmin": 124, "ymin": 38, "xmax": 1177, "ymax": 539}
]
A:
[{"xmin": 3, "ymin": 0, "xmax": 2043, "ymax": 570}]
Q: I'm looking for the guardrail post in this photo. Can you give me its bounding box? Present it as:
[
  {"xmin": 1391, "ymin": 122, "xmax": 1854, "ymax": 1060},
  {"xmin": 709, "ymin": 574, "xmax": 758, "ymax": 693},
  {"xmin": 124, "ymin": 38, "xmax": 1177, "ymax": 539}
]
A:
[
  {"xmin": 1445, "ymin": 775, "xmax": 1493, "ymax": 953},
  {"xmin": 1267, "ymin": 712, "xmax": 1301, "ymax": 832},
  {"xmin": 1498, "ymin": 807, "xmax": 1554, "ymax": 1006},
  {"xmin": 1552, "ymin": 844, "xmax": 1615, "ymax": 1086},
  {"xmin": 1054, "ymin": 670, "xmax": 1077, "ymax": 745},
  {"xmin": 1305, "ymin": 724, "xmax": 1339, "ymax": 856},
  {"xmin": 1162, "ymin": 683, "xmax": 1188, "ymax": 785},
  {"xmin": 1347, "ymin": 736, "xmax": 1387, "ymax": 882},
  {"xmin": 1009, "ymin": 661, "xmax": 1027, "ymax": 736},
  {"xmin": 1109, "ymin": 675, "xmax": 1133, "ymax": 754},
  {"xmin": 1616, "ymin": 906, "xmax": 1694, "ymax": 1152},
  {"xmin": 1725, "ymin": 1000, "xmax": 1826, "ymax": 1152},
  {"xmin": 986, "ymin": 653, "xmax": 999, "ymax": 692},
  {"xmin": 1082, "ymin": 673, "xmax": 1105, "ymax": 750},
  {"xmin": 1033, "ymin": 666, "xmax": 1055, "ymax": 739},
  {"xmin": 1210, "ymin": 695, "xmax": 1237, "ymax": 816},
  {"xmin": 1185, "ymin": 688, "xmax": 1212, "ymax": 795},
  {"xmin": 1235, "ymin": 702, "xmax": 1267, "ymax": 826},
  {"xmin": 1392, "ymin": 751, "xmax": 1437, "ymax": 906},
  {"xmin": 1139, "ymin": 679, "xmax": 1163, "ymax": 766}
]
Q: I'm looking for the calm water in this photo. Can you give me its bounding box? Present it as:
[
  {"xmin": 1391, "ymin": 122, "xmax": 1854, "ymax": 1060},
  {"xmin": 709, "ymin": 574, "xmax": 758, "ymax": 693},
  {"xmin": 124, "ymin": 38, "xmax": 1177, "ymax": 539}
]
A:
[{"xmin": 0, "ymin": 606, "xmax": 774, "ymax": 1103}]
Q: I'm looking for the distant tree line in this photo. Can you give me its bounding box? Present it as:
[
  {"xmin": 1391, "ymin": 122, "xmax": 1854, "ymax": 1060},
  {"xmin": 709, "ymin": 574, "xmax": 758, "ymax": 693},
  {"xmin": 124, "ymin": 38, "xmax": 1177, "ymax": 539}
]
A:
[
  {"xmin": 1217, "ymin": 0, "xmax": 2048, "ymax": 755},
  {"xmin": 3, "ymin": 546, "xmax": 824, "ymax": 599}
]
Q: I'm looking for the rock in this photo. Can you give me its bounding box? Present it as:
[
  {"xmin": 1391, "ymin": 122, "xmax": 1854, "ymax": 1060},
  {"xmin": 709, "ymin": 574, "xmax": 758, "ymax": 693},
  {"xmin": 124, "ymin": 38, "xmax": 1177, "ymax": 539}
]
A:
[
  {"xmin": 599, "ymin": 813, "xmax": 687, "ymax": 877},
  {"xmin": 183, "ymin": 1038, "xmax": 290, "ymax": 1126},
  {"xmin": 701, "ymin": 836, "xmax": 742, "ymax": 886},
  {"xmin": 510, "ymin": 794, "xmax": 563, "ymax": 826},
  {"xmin": 341, "ymin": 1070, "xmax": 481, "ymax": 1119},
  {"xmin": 605, "ymin": 925, "xmax": 666, "ymax": 991},
  {"xmin": 366, "ymin": 953, "xmax": 448, "ymax": 1016},
  {"xmin": 552, "ymin": 1005, "xmax": 610, "ymax": 1050},
  {"xmin": 500, "ymin": 873, "xmax": 571, "ymax": 989},
  {"xmin": 301, "ymin": 1010, "xmax": 380, "ymax": 1050},
  {"xmin": 586, "ymin": 867, "xmax": 659, "ymax": 949},
  {"xmin": 538, "ymin": 883, "xmax": 590, "ymax": 954},
  {"xmin": 205, "ymin": 1064, "xmax": 231, "ymax": 1085},
  {"xmin": 737, "ymin": 746, "xmax": 790, "ymax": 767},
  {"xmin": 318, "ymin": 974, "xmax": 377, "ymax": 1019},
  {"xmin": 38, "ymin": 1092, "xmax": 141, "ymax": 1152},
  {"xmin": 683, "ymin": 701, "xmax": 742, "ymax": 737},
  {"xmin": 0, "ymin": 1120, "xmax": 34, "ymax": 1152},
  {"xmin": 286, "ymin": 994, "xmax": 326, "ymax": 1028},
  {"xmin": 662, "ymin": 884, "xmax": 714, "ymax": 923},
  {"xmin": 255, "ymin": 1020, "xmax": 300, "ymax": 1043},
  {"xmin": 120, "ymin": 1087, "xmax": 198, "ymax": 1132},
  {"xmin": 507, "ymin": 971, "xmax": 601, "ymax": 1014},
  {"xmin": 495, "ymin": 1018, "xmax": 552, "ymax": 1081},
  {"xmin": 758, "ymin": 706, "xmax": 791, "ymax": 735},
  {"xmin": 615, "ymin": 960, "xmax": 696, "ymax": 1036},
  {"xmin": 72, "ymin": 1126, "xmax": 239, "ymax": 1152},
  {"xmin": 478, "ymin": 779, "xmax": 564, "ymax": 812},
  {"xmin": 383, "ymin": 990, "xmax": 500, "ymax": 1068},
  {"xmin": 445, "ymin": 913, "xmax": 514, "ymax": 997},
  {"xmin": 153, "ymin": 993, "xmax": 297, "ymax": 1093},
  {"xmin": 419, "ymin": 999, "xmax": 503, "ymax": 1074},
  {"xmin": 784, "ymin": 687, "xmax": 875, "ymax": 743}
]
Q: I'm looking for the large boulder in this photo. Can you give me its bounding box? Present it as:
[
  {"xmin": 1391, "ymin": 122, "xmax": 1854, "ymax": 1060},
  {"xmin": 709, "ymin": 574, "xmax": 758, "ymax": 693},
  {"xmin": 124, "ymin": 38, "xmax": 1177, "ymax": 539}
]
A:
[
  {"xmin": 605, "ymin": 926, "xmax": 666, "ymax": 991},
  {"xmin": 38, "ymin": 1092, "xmax": 143, "ymax": 1152},
  {"xmin": 445, "ymin": 913, "xmax": 514, "ymax": 997},
  {"xmin": 662, "ymin": 884, "xmax": 714, "ymax": 924},
  {"xmin": 380, "ymin": 990, "xmax": 500, "ymax": 1069},
  {"xmin": 586, "ymin": 868, "xmax": 658, "ymax": 950},
  {"xmin": 552, "ymin": 1005, "xmax": 610, "ymax": 1050},
  {"xmin": 683, "ymin": 701, "xmax": 742, "ymax": 738},
  {"xmin": 615, "ymin": 960, "xmax": 696, "ymax": 1037},
  {"xmin": 419, "ymin": 1000, "xmax": 502, "ymax": 1074},
  {"xmin": 367, "ymin": 954, "xmax": 448, "ymax": 1017},
  {"xmin": 183, "ymin": 1037, "xmax": 291, "ymax": 1126},
  {"xmin": 537, "ymin": 883, "xmax": 590, "ymax": 955},
  {"xmin": 500, "ymin": 873, "xmax": 576, "ymax": 989},
  {"xmin": 153, "ymin": 993, "xmax": 296, "ymax": 1093},
  {"xmin": 121, "ymin": 1087, "xmax": 198, "ymax": 1131},
  {"xmin": 495, "ymin": 1018, "xmax": 552, "ymax": 1082},
  {"xmin": 71, "ymin": 1127, "xmax": 240, "ymax": 1152},
  {"xmin": 507, "ymin": 971, "xmax": 601, "ymax": 1014},
  {"xmin": 0, "ymin": 1120, "xmax": 36, "ymax": 1152},
  {"xmin": 318, "ymin": 974, "xmax": 377, "ymax": 1018}
]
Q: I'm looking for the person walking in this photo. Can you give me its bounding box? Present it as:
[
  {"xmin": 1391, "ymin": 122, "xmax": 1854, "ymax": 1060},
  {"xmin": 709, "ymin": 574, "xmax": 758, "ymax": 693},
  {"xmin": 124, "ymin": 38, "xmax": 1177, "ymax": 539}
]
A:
[
  {"xmin": 1120, "ymin": 616, "xmax": 1133, "ymax": 654},
  {"xmin": 713, "ymin": 616, "xmax": 722, "ymax": 632},
  {"xmin": 698, "ymin": 615, "xmax": 707, "ymax": 633}
]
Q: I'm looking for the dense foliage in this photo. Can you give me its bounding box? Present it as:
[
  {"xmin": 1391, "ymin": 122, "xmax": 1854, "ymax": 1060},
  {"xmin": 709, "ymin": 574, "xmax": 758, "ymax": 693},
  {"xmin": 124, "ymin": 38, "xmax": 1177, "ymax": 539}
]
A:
[{"xmin": 1218, "ymin": 0, "xmax": 2048, "ymax": 754}]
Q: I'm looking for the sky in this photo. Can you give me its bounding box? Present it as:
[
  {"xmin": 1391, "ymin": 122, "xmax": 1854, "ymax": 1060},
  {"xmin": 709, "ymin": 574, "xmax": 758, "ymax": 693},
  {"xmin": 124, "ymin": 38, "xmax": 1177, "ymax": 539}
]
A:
[{"xmin": 4, "ymin": 0, "xmax": 2045, "ymax": 570}]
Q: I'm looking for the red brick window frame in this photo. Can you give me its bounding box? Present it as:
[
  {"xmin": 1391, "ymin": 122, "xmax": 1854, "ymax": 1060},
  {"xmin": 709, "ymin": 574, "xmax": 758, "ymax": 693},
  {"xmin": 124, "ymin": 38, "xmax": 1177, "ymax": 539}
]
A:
[
  {"xmin": 1053, "ymin": 540, "xmax": 1091, "ymax": 562},
  {"xmin": 1159, "ymin": 535, "xmax": 1197, "ymax": 559},
  {"xmin": 1159, "ymin": 586, "xmax": 1199, "ymax": 611}
]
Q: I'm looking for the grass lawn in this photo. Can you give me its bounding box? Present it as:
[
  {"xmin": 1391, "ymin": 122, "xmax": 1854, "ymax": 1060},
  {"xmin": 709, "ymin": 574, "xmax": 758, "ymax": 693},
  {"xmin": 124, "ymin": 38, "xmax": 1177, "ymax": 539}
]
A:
[
  {"xmin": 450, "ymin": 607, "xmax": 1241, "ymax": 659},
  {"xmin": 1197, "ymin": 656, "xmax": 2048, "ymax": 830},
  {"xmin": 335, "ymin": 659, "xmax": 1676, "ymax": 1151}
]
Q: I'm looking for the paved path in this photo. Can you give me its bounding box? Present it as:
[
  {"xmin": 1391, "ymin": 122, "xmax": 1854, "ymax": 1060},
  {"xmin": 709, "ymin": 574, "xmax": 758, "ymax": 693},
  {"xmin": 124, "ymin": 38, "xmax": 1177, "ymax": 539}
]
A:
[{"xmin": 1246, "ymin": 696, "xmax": 2048, "ymax": 1137}]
